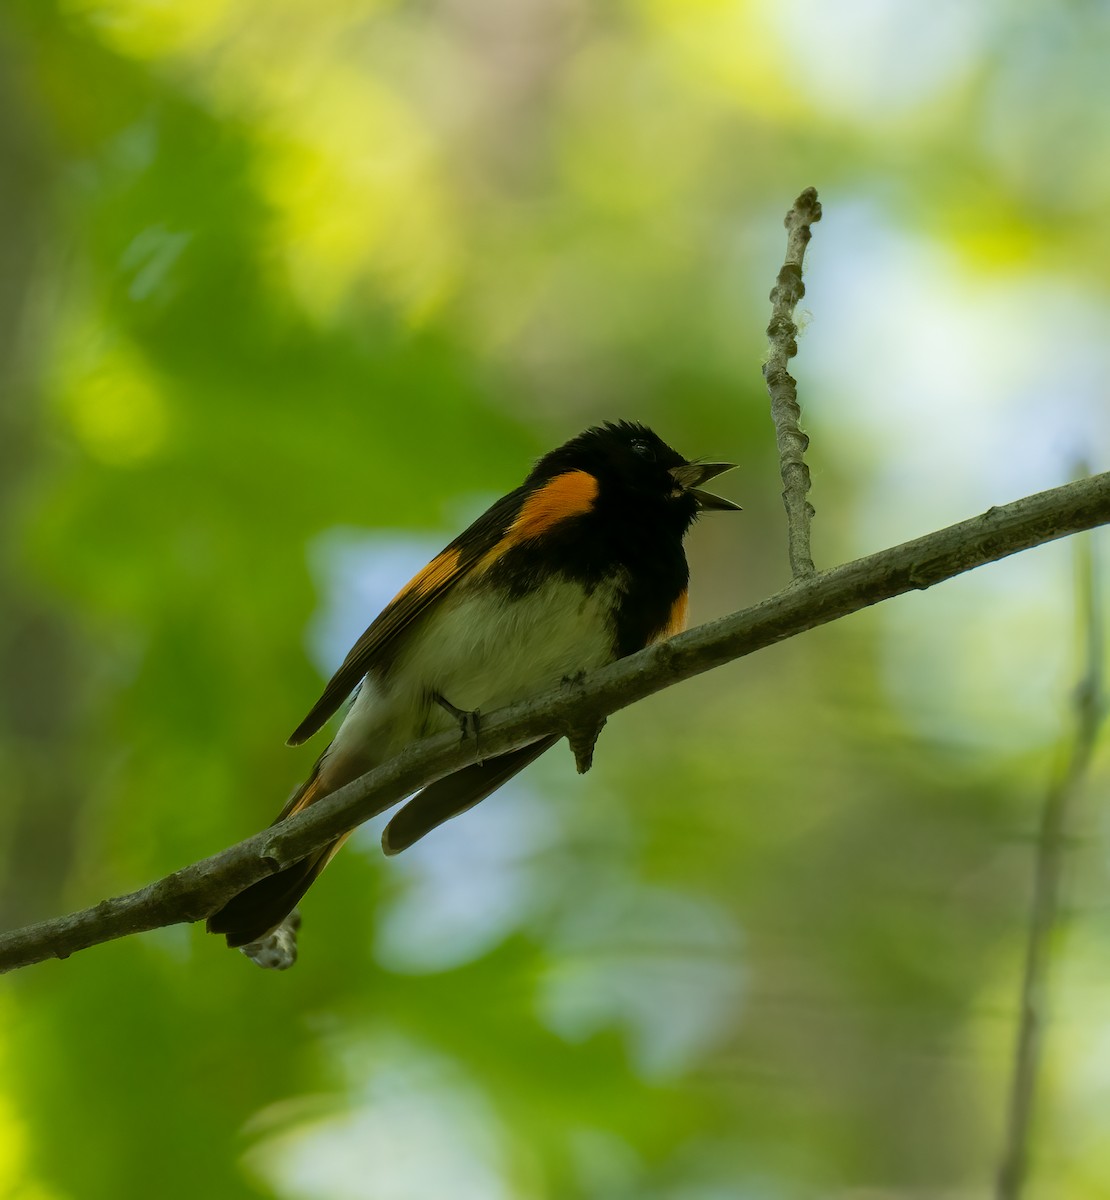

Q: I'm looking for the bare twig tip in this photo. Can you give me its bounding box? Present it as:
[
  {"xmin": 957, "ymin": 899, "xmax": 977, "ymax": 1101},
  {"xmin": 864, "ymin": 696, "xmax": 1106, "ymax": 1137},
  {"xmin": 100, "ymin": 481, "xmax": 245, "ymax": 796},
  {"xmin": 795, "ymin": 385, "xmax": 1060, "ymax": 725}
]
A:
[
  {"xmin": 789, "ymin": 187, "xmax": 823, "ymax": 223},
  {"xmin": 764, "ymin": 188, "xmax": 822, "ymax": 578}
]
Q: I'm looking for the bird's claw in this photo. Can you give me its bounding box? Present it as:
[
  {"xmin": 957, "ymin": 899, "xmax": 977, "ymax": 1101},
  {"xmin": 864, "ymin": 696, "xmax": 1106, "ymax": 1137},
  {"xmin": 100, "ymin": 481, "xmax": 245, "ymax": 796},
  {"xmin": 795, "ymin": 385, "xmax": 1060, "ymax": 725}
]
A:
[{"xmin": 435, "ymin": 693, "xmax": 482, "ymax": 761}]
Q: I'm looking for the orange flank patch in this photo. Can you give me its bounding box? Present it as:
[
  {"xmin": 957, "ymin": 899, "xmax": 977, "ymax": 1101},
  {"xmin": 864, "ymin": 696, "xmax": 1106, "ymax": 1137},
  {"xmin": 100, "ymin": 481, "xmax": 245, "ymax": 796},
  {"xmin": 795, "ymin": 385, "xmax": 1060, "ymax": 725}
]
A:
[
  {"xmin": 656, "ymin": 588, "xmax": 688, "ymax": 641},
  {"xmin": 481, "ymin": 470, "xmax": 598, "ymax": 569}
]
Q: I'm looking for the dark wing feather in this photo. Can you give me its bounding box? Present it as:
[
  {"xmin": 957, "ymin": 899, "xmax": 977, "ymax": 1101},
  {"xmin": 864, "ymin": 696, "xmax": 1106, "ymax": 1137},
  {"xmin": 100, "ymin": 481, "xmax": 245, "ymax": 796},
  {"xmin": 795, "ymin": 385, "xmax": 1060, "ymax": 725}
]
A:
[
  {"xmin": 381, "ymin": 734, "xmax": 560, "ymax": 855},
  {"xmin": 287, "ymin": 487, "xmax": 528, "ymax": 746}
]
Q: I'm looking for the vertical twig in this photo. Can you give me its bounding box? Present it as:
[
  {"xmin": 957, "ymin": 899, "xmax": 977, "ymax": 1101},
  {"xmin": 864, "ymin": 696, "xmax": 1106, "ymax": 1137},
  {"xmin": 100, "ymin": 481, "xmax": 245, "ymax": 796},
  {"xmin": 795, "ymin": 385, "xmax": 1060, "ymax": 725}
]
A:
[
  {"xmin": 996, "ymin": 520, "xmax": 1105, "ymax": 1199},
  {"xmin": 763, "ymin": 186, "xmax": 821, "ymax": 579}
]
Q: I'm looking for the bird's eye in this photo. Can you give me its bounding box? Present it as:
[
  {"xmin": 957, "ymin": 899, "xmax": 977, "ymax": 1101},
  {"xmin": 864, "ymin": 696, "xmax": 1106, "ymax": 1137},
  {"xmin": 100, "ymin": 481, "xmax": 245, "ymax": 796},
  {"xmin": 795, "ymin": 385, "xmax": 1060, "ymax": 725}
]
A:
[{"xmin": 631, "ymin": 439, "xmax": 655, "ymax": 462}]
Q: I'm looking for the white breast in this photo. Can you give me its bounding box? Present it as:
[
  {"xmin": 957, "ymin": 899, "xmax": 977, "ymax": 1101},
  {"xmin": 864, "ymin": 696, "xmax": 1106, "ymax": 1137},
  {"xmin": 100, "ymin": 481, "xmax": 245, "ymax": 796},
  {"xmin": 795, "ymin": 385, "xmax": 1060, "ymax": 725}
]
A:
[
  {"xmin": 322, "ymin": 573, "xmax": 625, "ymax": 785},
  {"xmin": 403, "ymin": 573, "xmax": 624, "ymax": 713}
]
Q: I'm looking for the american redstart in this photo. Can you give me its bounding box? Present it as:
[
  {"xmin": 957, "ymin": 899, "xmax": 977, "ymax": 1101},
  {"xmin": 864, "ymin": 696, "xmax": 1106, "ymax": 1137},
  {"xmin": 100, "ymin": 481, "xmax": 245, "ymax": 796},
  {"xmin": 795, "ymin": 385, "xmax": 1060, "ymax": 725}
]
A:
[{"xmin": 208, "ymin": 421, "xmax": 739, "ymax": 967}]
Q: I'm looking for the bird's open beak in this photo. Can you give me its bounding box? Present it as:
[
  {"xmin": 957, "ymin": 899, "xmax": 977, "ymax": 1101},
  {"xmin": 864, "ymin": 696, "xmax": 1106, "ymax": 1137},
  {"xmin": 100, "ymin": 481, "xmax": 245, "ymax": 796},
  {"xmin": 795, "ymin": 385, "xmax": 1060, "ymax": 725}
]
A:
[{"xmin": 669, "ymin": 462, "xmax": 742, "ymax": 511}]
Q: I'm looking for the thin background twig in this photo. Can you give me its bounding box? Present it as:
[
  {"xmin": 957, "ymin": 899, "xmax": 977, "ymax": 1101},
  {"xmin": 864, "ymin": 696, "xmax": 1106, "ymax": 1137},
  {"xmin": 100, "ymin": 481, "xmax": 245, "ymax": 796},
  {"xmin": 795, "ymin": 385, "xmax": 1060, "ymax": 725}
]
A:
[
  {"xmin": 1, "ymin": 470, "xmax": 1108, "ymax": 973},
  {"xmin": 996, "ymin": 517, "xmax": 1105, "ymax": 1199},
  {"xmin": 764, "ymin": 186, "xmax": 821, "ymax": 579}
]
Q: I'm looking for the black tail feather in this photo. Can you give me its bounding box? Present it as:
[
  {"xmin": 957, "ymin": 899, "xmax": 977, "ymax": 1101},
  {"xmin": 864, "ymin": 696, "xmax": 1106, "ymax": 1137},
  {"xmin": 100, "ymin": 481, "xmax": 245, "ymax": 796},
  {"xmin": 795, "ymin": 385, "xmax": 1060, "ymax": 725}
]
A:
[
  {"xmin": 207, "ymin": 758, "xmax": 335, "ymax": 949},
  {"xmin": 381, "ymin": 735, "xmax": 559, "ymax": 855},
  {"xmin": 209, "ymin": 735, "xmax": 558, "ymax": 947},
  {"xmin": 206, "ymin": 844, "xmax": 336, "ymax": 949}
]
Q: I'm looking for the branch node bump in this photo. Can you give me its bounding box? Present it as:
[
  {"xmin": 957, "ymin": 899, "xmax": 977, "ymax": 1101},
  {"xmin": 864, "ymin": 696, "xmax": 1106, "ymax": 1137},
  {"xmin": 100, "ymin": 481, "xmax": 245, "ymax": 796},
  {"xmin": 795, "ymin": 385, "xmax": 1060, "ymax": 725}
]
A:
[
  {"xmin": 258, "ymin": 842, "xmax": 291, "ymax": 873},
  {"xmin": 566, "ymin": 714, "xmax": 607, "ymax": 775}
]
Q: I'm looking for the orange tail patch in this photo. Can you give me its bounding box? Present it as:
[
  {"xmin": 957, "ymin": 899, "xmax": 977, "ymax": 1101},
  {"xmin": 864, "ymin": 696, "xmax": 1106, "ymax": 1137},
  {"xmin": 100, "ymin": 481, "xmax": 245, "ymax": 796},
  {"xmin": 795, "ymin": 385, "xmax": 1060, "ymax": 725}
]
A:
[
  {"xmin": 207, "ymin": 760, "xmax": 352, "ymax": 948},
  {"xmin": 276, "ymin": 769, "xmax": 323, "ymax": 822}
]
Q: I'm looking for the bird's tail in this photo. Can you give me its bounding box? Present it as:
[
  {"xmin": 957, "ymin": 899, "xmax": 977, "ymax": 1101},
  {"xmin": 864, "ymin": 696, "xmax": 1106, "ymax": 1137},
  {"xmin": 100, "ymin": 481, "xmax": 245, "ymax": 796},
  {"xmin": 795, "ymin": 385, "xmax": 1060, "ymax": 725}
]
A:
[{"xmin": 206, "ymin": 763, "xmax": 349, "ymax": 968}]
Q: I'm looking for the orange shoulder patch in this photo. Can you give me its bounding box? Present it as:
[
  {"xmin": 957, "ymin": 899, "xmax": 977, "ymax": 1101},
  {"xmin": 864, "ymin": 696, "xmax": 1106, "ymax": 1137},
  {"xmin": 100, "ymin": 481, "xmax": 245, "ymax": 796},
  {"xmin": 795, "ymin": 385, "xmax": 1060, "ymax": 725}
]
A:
[
  {"xmin": 478, "ymin": 470, "xmax": 598, "ymax": 570},
  {"xmin": 504, "ymin": 470, "xmax": 598, "ymax": 548}
]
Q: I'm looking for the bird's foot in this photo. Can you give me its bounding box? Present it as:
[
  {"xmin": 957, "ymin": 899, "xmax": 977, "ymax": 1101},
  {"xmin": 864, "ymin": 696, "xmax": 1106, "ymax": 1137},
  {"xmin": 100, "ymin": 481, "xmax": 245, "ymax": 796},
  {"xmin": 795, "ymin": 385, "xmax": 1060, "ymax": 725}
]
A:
[{"xmin": 435, "ymin": 693, "xmax": 482, "ymax": 761}]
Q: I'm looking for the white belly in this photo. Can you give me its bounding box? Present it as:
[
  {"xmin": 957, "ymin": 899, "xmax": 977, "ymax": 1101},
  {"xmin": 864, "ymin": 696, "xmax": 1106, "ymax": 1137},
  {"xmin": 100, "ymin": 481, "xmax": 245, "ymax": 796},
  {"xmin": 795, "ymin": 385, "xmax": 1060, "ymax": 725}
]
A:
[
  {"xmin": 404, "ymin": 574, "xmax": 623, "ymax": 712},
  {"xmin": 323, "ymin": 573, "xmax": 624, "ymax": 783}
]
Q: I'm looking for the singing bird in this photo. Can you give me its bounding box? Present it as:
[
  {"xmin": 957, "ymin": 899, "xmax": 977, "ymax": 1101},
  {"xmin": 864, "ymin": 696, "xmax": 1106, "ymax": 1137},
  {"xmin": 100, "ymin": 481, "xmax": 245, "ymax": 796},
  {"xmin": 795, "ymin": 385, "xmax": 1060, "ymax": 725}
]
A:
[{"xmin": 208, "ymin": 421, "xmax": 739, "ymax": 967}]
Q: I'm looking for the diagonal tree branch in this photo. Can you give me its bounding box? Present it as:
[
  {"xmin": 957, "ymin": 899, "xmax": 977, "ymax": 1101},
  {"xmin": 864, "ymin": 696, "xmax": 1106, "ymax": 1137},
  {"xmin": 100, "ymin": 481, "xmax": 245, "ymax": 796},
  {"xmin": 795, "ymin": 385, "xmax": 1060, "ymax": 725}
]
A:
[
  {"xmin": 1, "ymin": 470, "xmax": 1108, "ymax": 974},
  {"xmin": 764, "ymin": 186, "xmax": 822, "ymax": 579}
]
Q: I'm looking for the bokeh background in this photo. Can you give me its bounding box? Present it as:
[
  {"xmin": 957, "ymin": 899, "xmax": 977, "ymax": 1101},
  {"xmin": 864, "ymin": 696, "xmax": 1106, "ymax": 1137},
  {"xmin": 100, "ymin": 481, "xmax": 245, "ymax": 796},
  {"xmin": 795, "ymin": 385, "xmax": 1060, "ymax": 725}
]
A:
[{"xmin": 2, "ymin": 1, "xmax": 1110, "ymax": 1197}]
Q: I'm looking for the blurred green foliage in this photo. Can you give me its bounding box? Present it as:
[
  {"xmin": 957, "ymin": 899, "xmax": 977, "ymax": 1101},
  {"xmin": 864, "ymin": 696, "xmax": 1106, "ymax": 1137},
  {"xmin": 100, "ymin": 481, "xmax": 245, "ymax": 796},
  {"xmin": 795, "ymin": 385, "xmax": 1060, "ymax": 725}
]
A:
[{"xmin": 1, "ymin": 2, "xmax": 1109, "ymax": 1198}]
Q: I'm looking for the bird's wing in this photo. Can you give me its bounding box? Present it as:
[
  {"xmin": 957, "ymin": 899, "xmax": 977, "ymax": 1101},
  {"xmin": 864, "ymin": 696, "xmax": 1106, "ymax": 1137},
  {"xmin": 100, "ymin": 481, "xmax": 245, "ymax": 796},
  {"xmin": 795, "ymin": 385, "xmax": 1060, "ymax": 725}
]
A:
[
  {"xmin": 380, "ymin": 734, "xmax": 561, "ymax": 854},
  {"xmin": 287, "ymin": 468, "xmax": 600, "ymax": 746},
  {"xmin": 287, "ymin": 488, "xmax": 523, "ymax": 745}
]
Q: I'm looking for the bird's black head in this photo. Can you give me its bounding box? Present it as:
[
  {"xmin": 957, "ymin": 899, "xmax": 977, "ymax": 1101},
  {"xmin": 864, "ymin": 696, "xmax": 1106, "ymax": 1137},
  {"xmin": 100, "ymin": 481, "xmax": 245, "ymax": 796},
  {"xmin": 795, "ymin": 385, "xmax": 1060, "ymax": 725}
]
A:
[{"xmin": 529, "ymin": 421, "xmax": 739, "ymax": 533}]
